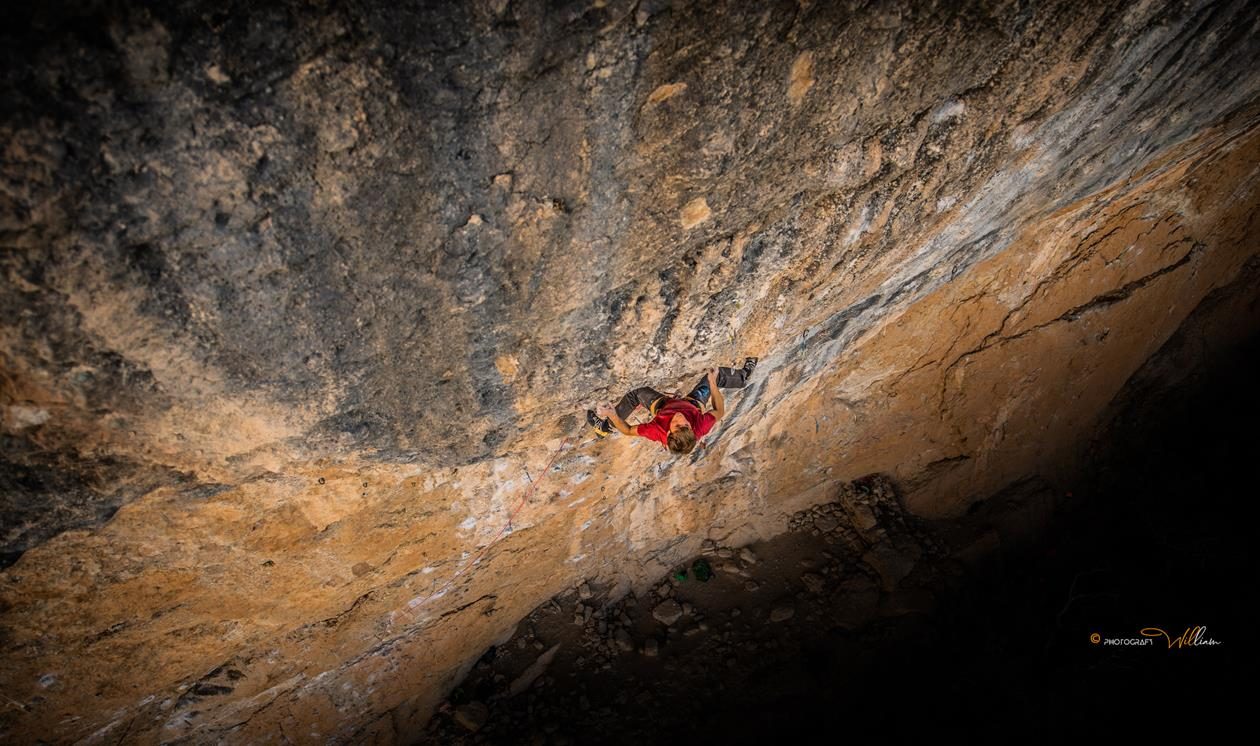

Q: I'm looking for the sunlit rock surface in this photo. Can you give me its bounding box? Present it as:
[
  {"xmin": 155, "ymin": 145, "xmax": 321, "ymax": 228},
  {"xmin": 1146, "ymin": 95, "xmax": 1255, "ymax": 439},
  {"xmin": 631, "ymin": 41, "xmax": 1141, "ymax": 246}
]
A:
[{"xmin": 2, "ymin": 0, "xmax": 1258, "ymax": 741}]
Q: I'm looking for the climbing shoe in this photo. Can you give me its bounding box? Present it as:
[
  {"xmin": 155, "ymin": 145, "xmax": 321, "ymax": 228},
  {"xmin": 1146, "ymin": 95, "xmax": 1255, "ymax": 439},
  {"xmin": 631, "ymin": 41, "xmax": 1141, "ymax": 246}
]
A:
[
  {"xmin": 742, "ymin": 357, "xmax": 758, "ymax": 378},
  {"xmin": 586, "ymin": 409, "xmax": 612, "ymax": 437}
]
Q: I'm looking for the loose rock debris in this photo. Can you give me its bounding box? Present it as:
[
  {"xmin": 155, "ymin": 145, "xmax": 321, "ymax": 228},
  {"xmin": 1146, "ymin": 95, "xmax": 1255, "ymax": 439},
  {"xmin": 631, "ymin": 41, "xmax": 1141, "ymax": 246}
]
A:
[{"xmin": 426, "ymin": 475, "xmax": 955, "ymax": 744}]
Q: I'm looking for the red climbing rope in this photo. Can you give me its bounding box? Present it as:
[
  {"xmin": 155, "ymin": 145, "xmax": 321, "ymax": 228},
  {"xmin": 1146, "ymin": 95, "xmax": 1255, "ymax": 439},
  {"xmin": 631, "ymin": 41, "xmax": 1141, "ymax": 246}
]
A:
[{"xmin": 393, "ymin": 435, "xmax": 577, "ymax": 626}]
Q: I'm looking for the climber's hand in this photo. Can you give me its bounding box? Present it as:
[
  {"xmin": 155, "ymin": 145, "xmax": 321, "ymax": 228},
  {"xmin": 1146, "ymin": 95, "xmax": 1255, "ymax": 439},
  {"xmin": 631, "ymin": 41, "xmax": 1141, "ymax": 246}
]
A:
[
  {"xmin": 707, "ymin": 367, "xmax": 718, "ymax": 386},
  {"xmin": 596, "ymin": 402, "xmax": 612, "ymax": 418}
]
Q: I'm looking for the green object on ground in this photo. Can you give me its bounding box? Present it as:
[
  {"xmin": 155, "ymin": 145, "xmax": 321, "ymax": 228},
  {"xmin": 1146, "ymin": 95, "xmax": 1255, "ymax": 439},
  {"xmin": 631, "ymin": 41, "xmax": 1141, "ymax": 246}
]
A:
[
  {"xmin": 692, "ymin": 558, "xmax": 713, "ymax": 582},
  {"xmin": 672, "ymin": 568, "xmax": 688, "ymax": 581}
]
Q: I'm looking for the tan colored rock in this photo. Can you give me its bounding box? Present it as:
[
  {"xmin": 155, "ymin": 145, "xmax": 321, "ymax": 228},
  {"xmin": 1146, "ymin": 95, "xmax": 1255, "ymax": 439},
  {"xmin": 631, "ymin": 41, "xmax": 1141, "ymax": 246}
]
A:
[
  {"xmin": 847, "ymin": 504, "xmax": 878, "ymax": 532},
  {"xmin": 508, "ymin": 643, "xmax": 561, "ymax": 697},
  {"xmin": 679, "ymin": 197, "xmax": 711, "ymax": 229},
  {"xmin": 770, "ymin": 605, "xmax": 796, "ymax": 622},
  {"xmin": 495, "ymin": 354, "xmax": 519, "ymax": 381},
  {"xmin": 788, "ymin": 50, "xmax": 815, "ymax": 105},
  {"xmin": 652, "ymin": 599, "xmax": 684, "ymax": 625},
  {"xmin": 204, "ymin": 64, "xmax": 230, "ymax": 85},
  {"xmin": 646, "ymin": 82, "xmax": 687, "ymax": 105}
]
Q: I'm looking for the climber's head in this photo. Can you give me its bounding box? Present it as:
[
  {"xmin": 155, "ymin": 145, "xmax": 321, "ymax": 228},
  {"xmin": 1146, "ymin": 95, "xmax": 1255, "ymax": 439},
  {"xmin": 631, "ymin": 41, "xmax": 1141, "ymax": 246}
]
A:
[{"xmin": 666, "ymin": 413, "xmax": 696, "ymax": 455}]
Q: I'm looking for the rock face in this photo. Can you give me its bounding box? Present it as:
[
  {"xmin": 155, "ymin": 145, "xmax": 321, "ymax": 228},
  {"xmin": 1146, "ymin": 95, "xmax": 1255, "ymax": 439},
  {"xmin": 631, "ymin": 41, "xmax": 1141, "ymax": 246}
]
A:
[{"xmin": 1, "ymin": 0, "xmax": 1259, "ymax": 742}]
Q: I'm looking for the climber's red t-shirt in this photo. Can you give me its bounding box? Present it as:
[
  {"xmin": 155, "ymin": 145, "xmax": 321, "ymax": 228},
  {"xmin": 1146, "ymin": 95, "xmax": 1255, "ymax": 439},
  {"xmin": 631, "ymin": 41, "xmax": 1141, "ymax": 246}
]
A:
[{"xmin": 635, "ymin": 399, "xmax": 716, "ymax": 446}]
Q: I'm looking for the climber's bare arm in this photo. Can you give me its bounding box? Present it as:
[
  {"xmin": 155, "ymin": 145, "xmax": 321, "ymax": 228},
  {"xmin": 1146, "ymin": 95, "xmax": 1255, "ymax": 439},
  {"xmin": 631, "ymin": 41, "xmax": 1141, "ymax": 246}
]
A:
[
  {"xmin": 708, "ymin": 367, "xmax": 725, "ymax": 420},
  {"xmin": 597, "ymin": 403, "xmax": 638, "ymax": 436}
]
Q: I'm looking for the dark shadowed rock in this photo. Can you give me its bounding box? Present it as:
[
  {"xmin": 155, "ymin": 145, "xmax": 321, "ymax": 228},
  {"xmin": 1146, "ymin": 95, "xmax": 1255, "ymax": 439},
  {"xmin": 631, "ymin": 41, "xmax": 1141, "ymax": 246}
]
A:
[
  {"xmin": 454, "ymin": 701, "xmax": 489, "ymax": 732},
  {"xmin": 653, "ymin": 599, "xmax": 684, "ymax": 626}
]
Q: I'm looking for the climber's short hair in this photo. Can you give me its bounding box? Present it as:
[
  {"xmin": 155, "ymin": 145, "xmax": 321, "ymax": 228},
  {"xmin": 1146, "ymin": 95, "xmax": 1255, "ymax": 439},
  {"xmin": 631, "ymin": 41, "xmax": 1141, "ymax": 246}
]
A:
[{"xmin": 667, "ymin": 426, "xmax": 696, "ymax": 455}]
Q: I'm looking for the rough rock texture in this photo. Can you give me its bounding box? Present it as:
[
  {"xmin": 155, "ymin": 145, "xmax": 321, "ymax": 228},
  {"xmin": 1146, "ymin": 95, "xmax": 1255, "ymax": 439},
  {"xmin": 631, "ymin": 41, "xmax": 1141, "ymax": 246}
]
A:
[{"xmin": 1, "ymin": 0, "xmax": 1259, "ymax": 742}]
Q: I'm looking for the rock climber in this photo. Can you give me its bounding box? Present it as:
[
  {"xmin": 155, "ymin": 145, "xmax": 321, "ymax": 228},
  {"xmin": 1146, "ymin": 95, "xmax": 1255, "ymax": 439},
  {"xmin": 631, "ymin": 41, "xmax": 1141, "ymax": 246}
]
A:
[{"xmin": 586, "ymin": 358, "xmax": 758, "ymax": 455}]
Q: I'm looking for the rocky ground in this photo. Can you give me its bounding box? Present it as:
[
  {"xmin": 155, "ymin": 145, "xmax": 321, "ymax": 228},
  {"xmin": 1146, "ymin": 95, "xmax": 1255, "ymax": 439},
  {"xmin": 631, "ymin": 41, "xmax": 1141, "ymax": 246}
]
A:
[
  {"xmin": 423, "ymin": 474, "xmax": 953, "ymax": 743},
  {"xmin": 420, "ymin": 459, "xmax": 1246, "ymax": 744}
]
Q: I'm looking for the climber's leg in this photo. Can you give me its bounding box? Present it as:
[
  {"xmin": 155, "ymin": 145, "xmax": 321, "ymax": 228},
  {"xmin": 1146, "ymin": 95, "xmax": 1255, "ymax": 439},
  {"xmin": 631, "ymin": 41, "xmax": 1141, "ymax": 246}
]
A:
[
  {"xmin": 716, "ymin": 364, "xmax": 748, "ymax": 389},
  {"xmin": 615, "ymin": 386, "xmax": 668, "ymax": 422},
  {"xmin": 685, "ymin": 364, "xmax": 752, "ymax": 405}
]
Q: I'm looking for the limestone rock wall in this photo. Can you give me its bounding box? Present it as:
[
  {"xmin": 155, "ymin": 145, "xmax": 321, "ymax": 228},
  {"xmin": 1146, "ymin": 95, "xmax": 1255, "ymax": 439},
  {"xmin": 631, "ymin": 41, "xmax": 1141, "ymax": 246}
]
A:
[{"xmin": 2, "ymin": 0, "xmax": 1258, "ymax": 742}]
